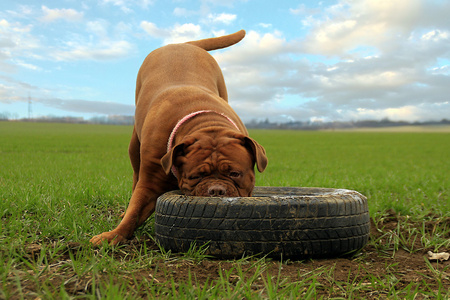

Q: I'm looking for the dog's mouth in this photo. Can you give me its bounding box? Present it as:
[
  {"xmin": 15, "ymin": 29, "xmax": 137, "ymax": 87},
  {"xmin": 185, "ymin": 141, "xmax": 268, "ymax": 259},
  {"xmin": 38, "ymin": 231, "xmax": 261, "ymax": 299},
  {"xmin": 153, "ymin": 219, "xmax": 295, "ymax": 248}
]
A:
[{"xmin": 190, "ymin": 180, "xmax": 240, "ymax": 197}]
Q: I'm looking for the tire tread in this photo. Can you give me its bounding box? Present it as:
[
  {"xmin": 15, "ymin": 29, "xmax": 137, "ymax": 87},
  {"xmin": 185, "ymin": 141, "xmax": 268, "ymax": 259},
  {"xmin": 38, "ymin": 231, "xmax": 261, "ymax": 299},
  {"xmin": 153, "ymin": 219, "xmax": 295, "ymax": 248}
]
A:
[{"xmin": 155, "ymin": 187, "xmax": 370, "ymax": 258}]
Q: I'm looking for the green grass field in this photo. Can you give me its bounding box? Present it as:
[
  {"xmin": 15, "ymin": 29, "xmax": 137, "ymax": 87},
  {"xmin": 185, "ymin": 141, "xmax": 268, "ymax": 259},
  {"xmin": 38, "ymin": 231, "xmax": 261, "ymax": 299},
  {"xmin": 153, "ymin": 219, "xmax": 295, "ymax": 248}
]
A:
[{"xmin": 1, "ymin": 121, "xmax": 449, "ymax": 299}]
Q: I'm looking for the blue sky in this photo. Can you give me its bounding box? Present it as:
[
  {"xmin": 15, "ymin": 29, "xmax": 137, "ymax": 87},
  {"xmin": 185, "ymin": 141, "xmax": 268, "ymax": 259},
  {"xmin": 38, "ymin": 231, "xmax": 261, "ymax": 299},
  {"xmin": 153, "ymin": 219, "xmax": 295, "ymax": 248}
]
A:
[{"xmin": 1, "ymin": 0, "xmax": 449, "ymax": 123}]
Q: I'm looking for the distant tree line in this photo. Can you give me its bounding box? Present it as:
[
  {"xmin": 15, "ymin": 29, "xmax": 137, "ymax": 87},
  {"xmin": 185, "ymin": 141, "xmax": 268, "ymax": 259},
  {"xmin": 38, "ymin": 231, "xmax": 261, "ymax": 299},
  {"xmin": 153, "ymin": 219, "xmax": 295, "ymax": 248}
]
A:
[
  {"xmin": 1, "ymin": 112, "xmax": 449, "ymax": 129},
  {"xmin": 0, "ymin": 113, "xmax": 135, "ymax": 125},
  {"xmin": 245, "ymin": 117, "xmax": 450, "ymax": 130}
]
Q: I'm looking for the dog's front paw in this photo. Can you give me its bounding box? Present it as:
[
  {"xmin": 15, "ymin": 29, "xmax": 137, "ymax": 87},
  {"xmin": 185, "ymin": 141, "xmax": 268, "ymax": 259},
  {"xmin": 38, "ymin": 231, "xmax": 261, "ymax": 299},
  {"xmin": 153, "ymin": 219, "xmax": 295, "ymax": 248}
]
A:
[{"xmin": 90, "ymin": 231, "xmax": 126, "ymax": 246}]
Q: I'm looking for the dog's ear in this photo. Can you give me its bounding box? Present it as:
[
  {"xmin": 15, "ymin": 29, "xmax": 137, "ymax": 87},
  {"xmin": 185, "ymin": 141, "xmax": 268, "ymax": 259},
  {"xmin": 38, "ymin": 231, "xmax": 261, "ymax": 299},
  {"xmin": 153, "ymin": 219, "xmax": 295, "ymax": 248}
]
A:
[
  {"xmin": 241, "ymin": 136, "xmax": 268, "ymax": 173},
  {"xmin": 161, "ymin": 137, "xmax": 196, "ymax": 175},
  {"xmin": 161, "ymin": 143, "xmax": 183, "ymax": 175}
]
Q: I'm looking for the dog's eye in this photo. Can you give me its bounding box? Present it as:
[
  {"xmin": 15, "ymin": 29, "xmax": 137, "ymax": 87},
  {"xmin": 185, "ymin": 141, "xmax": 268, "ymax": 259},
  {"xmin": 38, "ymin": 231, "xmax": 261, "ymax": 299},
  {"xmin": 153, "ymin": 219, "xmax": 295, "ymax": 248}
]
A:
[
  {"xmin": 189, "ymin": 175, "xmax": 201, "ymax": 180},
  {"xmin": 229, "ymin": 171, "xmax": 241, "ymax": 178}
]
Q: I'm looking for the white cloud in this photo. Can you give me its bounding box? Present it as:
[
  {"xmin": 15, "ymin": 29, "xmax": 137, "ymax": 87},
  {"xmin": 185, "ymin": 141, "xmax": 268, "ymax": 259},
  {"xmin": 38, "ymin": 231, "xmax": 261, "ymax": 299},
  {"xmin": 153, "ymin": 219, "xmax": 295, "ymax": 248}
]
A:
[
  {"xmin": 138, "ymin": 0, "xmax": 154, "ymax": 9},
  {"xmin": 212, "ymin": 29, "xmax": 226, "ymax": 37},
  {"xmin": 1, "ymin": 10, "xmax": 133, "ymax": 63},
  {"xmin": 86, "ymin": 20, "xmax": 109, "ymax": 39},
  {"xmin": 167, "ymin": 24, "xmax": 204, "ymax": 44},
  {"xmin": 11, "ymin": 59, "xmax": 41, "ymax": 71},
  {"xmin": 0, "ymin": 72, "xmax": 134, "ymax": 115},
  {"xmin": 0, "ymin": 19, "xmax": 41, "ymax": 71},
  {"xmin": 140, "ymin": 22, "xmax": 204, "ymax": 44},
  {"xmin": 173, "ymin": 7, "xmax": 197, "ymax": 17},
  {"xmin": 213, "ymin": 30, "xmax": 294, "ymax": 116},
  {"xmin": 0, "ymin": 75, "xmax": 40, "ymax": 104},
  {"xmin": 1, "ymin": 93, "xmax": 134, "ymax": 115},
  {"xmin": 101, "ymin": 0, "xmax": 132, "ymax": 13},
  {"xmin": 297, "ymin": 0, "xmax": 450, "ymax": 59},
  {"xmin": 258, "ymin": 23, "xmax": 272, "ymax": 29},
  {"xmin": 39, "ymin": 6, "xmax": 83, "ymax": 23},
  {"xmin": 203, "ymin": 0, "xmax": 450, "ymax": 122},
  {"xmin": 211, "ymin": 14, "xmax": 450, "ymax": 123},
  {"xmin": 349, "ymin": 102, "xmax": 450, "ymax": 122},
  {"xmin": 52, "ymin": 40, "xmax": 133, "ymax": 61},
  {"xmin": 101, "ymin": 0, "xmax": 154, "ymax": 13},
  {"xmin": 0, "ymin": 19, "xmax": 32, "ymax": 33},
  {"xmin": 421, "ymin": 29, "xmax": 449, "ymax": 42},
  {"xmin": 200, "ymin": 0, "xmax": 241, "ymax": 7},
  {"xmin": 38, "ymin": 97, "xmax": 135, "ymax": 115},
  {"xmin": 205, "ymin": 13, "xmax": 236, "ymax": 25},
  {"xmin": 214, "ymin": 30, "xmax": 286, "ymax": 65},
  {"xmin": 140, "ymin": 21, "xmax": 167, "ymax": 39},
  {"xmin": 289, "ymin": 4, "xmax": 307, "ymax": 15},
  {"xmin": 1, "ymin": 0, "xmax": 449, "ymax": 121}
]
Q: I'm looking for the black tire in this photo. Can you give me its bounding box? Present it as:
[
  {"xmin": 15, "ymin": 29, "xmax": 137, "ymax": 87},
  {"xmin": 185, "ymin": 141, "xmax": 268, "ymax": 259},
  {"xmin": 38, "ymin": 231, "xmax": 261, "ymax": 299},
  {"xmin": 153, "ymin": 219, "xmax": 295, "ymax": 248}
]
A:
[{"xmin": 154, "ymin": 187, "xmax": 370, "ymax": 258}]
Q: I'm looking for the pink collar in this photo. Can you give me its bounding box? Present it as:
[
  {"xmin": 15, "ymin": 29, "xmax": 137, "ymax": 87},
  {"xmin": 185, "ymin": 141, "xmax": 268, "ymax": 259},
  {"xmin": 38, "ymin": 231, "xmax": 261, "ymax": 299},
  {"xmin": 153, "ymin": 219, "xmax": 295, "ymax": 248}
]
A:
[{"xmin": 167, "ymin": 110, "xmax": 240, "ymax": 178}]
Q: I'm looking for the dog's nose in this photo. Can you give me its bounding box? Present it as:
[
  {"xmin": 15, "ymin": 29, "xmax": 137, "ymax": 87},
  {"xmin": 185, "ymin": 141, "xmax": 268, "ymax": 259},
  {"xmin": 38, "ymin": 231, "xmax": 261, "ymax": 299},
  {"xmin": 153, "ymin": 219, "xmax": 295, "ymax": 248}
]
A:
[{"xmin": 208, "ymin": 184, "xmax": 227, "ymax": 196}]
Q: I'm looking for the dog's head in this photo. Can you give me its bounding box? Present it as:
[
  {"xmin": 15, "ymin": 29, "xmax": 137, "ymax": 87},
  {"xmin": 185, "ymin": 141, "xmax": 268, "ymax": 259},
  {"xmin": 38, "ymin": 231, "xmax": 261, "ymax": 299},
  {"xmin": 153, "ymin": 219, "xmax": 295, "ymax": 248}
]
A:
[{"xmin": 161, "ymin": 131, "xmax": 267, "ymax": 197}]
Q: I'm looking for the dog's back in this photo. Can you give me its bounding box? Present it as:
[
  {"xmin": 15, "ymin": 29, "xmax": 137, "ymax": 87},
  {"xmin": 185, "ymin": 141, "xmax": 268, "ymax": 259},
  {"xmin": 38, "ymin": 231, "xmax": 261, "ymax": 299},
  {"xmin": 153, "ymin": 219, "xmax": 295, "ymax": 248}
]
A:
[{"xmin": 136, "ymin": 30, "xmax": 246, "ymax": 109}]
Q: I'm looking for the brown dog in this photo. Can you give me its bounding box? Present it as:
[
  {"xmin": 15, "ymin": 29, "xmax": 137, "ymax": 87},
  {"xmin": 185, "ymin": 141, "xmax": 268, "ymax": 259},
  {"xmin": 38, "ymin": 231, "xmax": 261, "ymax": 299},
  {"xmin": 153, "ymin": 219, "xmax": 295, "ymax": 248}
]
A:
[{"xmin": 90, "ymin": 30, "xmax": 268, "ymax": 245}]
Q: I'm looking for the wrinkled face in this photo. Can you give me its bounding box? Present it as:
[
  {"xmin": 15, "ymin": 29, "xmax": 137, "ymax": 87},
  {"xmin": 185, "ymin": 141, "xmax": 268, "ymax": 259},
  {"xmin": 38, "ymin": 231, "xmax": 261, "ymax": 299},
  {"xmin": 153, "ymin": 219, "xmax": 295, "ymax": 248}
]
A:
[{"xmin": 174, "ymin": 135, "xmax": 256, "ymax": 197}]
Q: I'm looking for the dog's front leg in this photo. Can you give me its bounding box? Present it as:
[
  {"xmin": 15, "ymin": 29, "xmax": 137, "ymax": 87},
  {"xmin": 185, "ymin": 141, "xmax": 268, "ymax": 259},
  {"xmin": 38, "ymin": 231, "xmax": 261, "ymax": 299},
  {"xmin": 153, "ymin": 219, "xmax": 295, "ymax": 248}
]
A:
[{"xmin": 90, "ymin": 184, "xmax": 158, "ymax": 246}]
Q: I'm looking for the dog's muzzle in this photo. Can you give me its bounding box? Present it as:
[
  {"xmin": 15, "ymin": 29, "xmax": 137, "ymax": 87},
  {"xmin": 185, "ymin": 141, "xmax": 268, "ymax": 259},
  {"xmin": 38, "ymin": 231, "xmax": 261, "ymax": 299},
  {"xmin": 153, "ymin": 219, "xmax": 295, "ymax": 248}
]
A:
[{"xmin": 193, "ymin": 180, "xmax": 239, "ymax": 197}]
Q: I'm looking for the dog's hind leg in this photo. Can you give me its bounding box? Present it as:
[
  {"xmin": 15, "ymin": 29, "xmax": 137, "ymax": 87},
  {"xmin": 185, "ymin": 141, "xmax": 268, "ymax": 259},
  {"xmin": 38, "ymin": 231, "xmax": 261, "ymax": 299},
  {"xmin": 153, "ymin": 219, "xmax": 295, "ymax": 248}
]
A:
[
  {"xmin": 117, "ymin": 127, "xmax": 141, "ymax": 219},
  {"xmin": 128, "ymin": 126, "xmax": 140, "ymax": 192}
]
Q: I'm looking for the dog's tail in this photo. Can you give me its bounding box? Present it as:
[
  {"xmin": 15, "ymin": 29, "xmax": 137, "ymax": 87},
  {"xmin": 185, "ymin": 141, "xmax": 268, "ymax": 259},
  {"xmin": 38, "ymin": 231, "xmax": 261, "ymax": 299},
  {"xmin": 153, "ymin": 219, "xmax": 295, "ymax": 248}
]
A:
[{"xmin": 186, "ymin": 30, "xmax": 246, "ymax": 51}]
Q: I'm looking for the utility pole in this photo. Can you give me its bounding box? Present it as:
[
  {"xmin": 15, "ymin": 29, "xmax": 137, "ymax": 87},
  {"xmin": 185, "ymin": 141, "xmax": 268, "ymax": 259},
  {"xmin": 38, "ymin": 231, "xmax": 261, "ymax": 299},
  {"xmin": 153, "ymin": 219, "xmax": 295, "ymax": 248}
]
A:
[{"xmin": 28, "ymin": 94, "xmax": 32, "ymax": 120}]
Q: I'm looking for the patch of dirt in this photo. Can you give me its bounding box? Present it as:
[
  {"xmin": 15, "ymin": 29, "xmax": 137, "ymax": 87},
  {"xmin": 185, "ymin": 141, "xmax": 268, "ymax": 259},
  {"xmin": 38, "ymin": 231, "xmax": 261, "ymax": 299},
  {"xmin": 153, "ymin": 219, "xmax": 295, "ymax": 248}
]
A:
[
  {"xmin": 6, "ymin": 214, "xmax": 450, "ymax": 299},
  {"xmin": 136, "ymin": 214, "xmax": 449, "ymax": 297}
]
